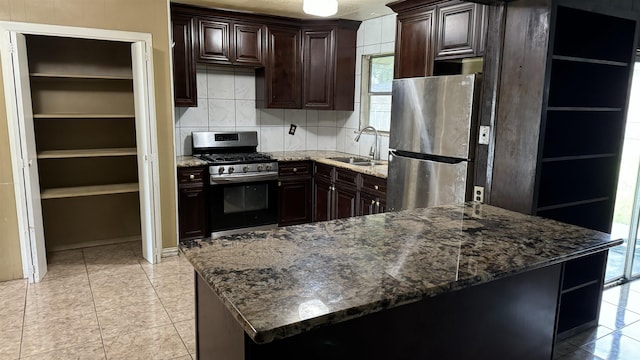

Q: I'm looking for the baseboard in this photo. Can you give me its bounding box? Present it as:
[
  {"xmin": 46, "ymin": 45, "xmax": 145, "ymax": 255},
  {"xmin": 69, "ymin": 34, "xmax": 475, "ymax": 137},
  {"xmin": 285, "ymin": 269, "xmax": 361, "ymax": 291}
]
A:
[
  {"xmin": 48, "ymin": 236, "xmax": 142, "ymax": 252},
  {"xmin": 162, "ymin": 247, "xmax": 179, "ymax": 258}
]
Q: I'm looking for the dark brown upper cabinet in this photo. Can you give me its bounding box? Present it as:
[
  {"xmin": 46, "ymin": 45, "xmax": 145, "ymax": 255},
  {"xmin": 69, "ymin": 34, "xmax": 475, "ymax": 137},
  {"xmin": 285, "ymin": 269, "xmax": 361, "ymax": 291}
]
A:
[
  {"xmin": 234, "ymin": 22, "xmax": 265, "ymax": 66},
  {"xmin": 171, "ymin": 12, "xmax": 197, "ymax": 107},
  {"xmin": 302, "ymin": 27, "xmax": 335, "ymax": 110},
  {"xmin": 435, "ymin": 1, "xmax": 486, "ymax": 60},
  {"xmin": 388, "ymin": 0, "xmax": 487, "ymax": 78},
  {"xmin": 301, "ymin": 21, "xmax": 359, "ymax": 111},
  {"xmin": 257, "ymin": 25, "xmax": 302, "ymax": 109},
  {"xmin": 171, "ymin": 4, "xmax": 360, "ymax": 110},
  {"xmin": 197, "ymin": 18, "xmax": 265, "ymax": 67},
  {"xmin": 394, "ymin": 9, "xmax": 436, "ymax": 78},
  {"xmin": 198, "ymin": 19, "xmax": 230, "ymax": 63},
  {"xmin": 302, "ymin": 20, "xmax": 360, "ymax": 111}
]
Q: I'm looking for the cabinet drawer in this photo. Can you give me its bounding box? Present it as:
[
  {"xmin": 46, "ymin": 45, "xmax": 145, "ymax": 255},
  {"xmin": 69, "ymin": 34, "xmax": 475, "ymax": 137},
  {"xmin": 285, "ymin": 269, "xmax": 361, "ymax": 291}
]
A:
[
  {"xmin": 279, "ymin": 161, "xmax": 312, "ymax": 177},
  {"xmin": 361, "ymin": 174, "xmax": 387, "ymax": 197},
  {"xmin": 315, "ymin": 162, "xmax": 334, "ymax": 180},
  {"xmin": 334, "ymin": 167, "xmax": 358, "ymax": 187},
  {"xmin": 178, "ymin": 167, "xmax": 206, "ymax": 186}
]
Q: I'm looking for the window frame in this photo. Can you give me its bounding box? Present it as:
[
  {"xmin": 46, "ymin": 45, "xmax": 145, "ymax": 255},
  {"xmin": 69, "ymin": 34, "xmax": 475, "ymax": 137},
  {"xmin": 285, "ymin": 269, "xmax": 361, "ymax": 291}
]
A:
[{"xmin": 359, "ymin": 53, "xmax": 394, "ymax": 134}]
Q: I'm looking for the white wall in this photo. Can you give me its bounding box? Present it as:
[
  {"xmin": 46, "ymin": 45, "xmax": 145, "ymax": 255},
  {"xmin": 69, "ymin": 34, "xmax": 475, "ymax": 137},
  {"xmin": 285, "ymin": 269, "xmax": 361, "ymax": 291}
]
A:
[{"xmin": 175, "ymin": 13, "xmax": 397, "ymax": 157}]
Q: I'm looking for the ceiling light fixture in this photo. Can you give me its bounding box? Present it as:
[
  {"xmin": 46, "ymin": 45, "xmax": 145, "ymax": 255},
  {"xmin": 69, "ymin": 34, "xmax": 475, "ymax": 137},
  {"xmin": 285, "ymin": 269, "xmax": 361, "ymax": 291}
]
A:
[{"xmin": 303, "ymin": 0, "xmax": 338, "ymax": 17}]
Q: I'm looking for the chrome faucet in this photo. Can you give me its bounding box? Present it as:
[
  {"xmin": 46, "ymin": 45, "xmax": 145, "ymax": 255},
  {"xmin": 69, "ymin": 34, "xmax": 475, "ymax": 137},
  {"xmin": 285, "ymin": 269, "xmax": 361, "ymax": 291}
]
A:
[{"xmin": 355, "ymin": 126, "xmax": 379, "ymax": 160}]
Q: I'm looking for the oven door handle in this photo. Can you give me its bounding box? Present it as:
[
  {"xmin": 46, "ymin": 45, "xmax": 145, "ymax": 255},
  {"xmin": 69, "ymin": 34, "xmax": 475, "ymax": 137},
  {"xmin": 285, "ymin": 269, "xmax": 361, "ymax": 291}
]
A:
[{"xmin": 210, "ymin": 173, "xmax": 278, "ymax": 184}]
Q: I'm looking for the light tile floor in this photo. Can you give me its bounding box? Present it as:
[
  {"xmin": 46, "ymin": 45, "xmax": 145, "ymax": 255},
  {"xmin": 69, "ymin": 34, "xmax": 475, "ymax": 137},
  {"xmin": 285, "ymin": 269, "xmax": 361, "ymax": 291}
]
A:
[
  {"xmin": 0, "ymin": 242, "xmax": 195, "ymax": 360},
  {"xmin": 554, "ymin": 280, "xmax": 640, "ymax": 359},
  {"xmin": 1, "ymin": 242, "xmax": 640, "ymax": 359}
]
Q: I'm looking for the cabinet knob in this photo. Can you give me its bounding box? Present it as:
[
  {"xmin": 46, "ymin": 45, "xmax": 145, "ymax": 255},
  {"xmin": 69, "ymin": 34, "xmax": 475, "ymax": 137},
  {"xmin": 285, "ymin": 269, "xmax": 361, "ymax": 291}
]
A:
[
  {"xmin": 293, "ymin": 168, "xmax": 297, "ymax": 173},
  {"xmin": 278, "ymin": 181, "xmax": 282, "ymax": 187},
  {"xmin": 374, "ymin": 185, "xmax": 379, "ymax": 190},
  {"xmin": 376, "ymin": 201, "xmax": 380, "ymax": 206},
  {"xmin": 189, "ymin": 174, "xmax": 195, "ymax": 180}
]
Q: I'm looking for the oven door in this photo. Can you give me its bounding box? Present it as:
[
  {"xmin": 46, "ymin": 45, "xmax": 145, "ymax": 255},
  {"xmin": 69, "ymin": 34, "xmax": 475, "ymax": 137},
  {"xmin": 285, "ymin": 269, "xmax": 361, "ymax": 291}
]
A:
[{"xmin": 208, "ymin": 173, "xmax": 278, "ymax": 236}]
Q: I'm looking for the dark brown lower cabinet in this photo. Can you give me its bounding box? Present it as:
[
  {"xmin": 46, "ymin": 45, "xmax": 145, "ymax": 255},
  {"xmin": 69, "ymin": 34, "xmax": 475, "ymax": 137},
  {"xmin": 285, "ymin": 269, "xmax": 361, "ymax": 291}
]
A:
[
  {"xmin": 313, "ymin": 163, "xmax": 358, "ymax": 221},
  {"xmin": 313, "ymin": 163, "xmax": 385, "ymax": 222},
  {"xmin": 359, "ymin": 173, "xmax": 387, "ymax": 216},
  {"xmin": 278, "ymin": 161, "xmax": 313, "ymax": 226},
  {"xmin": 334, "ymin": 185, "xmax": 357, "ymax": 219},
  {"xmin": 313, "ymin": 176, "xmax": 332, "ymax": 222},
  {"xmin": 359, "ymin": 192, "xmax": 378, "ymax": 216},
  {"xmin": 178, "ymin": 166, "xmax": 207, "ymax": 241}
]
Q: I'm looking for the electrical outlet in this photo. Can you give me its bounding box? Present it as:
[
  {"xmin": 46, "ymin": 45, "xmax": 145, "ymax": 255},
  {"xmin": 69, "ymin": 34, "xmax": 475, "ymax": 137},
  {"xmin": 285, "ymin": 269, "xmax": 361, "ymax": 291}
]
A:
[
  {"xmin": 473, "ymin": 186, "xmax": 484, "ymax": 203},
  {"xmin": 478, "ymin": 125, "xmax": 490, "ymax": 145},
  {"xmin": 288, "ymin": 124, "xmax": 297, "ymax": 135}
]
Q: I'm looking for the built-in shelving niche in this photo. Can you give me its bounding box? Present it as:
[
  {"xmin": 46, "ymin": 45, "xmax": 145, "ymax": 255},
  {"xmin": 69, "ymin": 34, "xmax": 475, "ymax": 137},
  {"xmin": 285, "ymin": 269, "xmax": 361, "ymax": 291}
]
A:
[
  {"xmin": 536, "ymin": 5, "xmax": 636, "ymax": 340},
  {"xmin": 535, "ymin": 6, "xmax": 635, "ymax": 234},
  {"xmin": 26, "ymin": 35, "xmax": 142, "ymax": 251}
]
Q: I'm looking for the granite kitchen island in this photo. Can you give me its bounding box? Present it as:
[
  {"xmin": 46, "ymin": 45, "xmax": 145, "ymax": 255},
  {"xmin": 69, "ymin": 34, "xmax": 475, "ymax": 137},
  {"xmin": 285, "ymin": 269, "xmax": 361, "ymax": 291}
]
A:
[{"xmin": 180, "ymin": 203, "xmax": 621, "ymax": 360}]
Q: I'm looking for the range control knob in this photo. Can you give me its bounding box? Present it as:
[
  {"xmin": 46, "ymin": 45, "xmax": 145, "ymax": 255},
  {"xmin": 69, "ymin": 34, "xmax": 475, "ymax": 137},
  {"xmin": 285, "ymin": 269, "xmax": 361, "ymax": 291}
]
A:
[
  {"xmin": 218, "ymin": 167, "xmax": 225, "ymax": 175},
  {"xmin": 243, "ymin": 166, "xmax": 249, "ymax": 173},
  {"xmin": 257, "ymin": 165, "xmax": 263, "ymax": 172},
  {"xmin": 228, "ymin": 167, "xmax": 235, "ymax": 174},
  {"xmin": 266, "ymin": 164, "xmax": 272, "ymax": 171}
]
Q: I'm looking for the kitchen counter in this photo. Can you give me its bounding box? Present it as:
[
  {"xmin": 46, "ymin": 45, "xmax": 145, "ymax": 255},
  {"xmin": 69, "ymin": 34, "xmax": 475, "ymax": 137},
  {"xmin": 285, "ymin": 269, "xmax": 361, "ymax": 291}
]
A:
[
  {"xmin": 176, "ymin": 151, "xmax": 388, "ymax": 178},
  {"xmin": 176, "ymin": 155, "xmax": 208, "ymax": 167},
  {"xmin": 269, "ymin": 150, "xmax": 388, "ymax": 178},
  {"xmin": 180, "ymin": 203, "xmax": 620, "ymax": 358}
]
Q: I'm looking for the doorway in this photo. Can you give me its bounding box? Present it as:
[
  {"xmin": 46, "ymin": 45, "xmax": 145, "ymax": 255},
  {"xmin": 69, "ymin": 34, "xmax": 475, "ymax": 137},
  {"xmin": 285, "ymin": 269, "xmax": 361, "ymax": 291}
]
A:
[
  {"xmin": 0, "ymin": 22, "xmax": 162, "ymax": 282},
  {"xmin": 606, "ymin": 56, "xmax": 640, "ymax": 283}
]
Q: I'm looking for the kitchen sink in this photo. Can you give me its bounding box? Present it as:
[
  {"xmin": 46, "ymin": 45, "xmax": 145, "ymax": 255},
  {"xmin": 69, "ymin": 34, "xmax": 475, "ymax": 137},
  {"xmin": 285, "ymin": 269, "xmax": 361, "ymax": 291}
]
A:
[{"xmin": 329, "ymin": 157, "xmax": 386, "ymax": 166}]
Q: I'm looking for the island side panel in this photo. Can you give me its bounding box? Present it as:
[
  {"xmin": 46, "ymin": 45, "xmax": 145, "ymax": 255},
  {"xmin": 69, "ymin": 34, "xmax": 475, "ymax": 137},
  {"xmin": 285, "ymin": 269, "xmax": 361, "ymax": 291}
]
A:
[
  {"xmin": 245, "ymin": 263, "xmax": 562, "ymax": 359},
  {"xmin": 196, "ymin": 272, "xmax": 245, "ymax": 360},
  {"xmin": 196, "ymin": 262, "xmax": 563, "ymax": 359}
]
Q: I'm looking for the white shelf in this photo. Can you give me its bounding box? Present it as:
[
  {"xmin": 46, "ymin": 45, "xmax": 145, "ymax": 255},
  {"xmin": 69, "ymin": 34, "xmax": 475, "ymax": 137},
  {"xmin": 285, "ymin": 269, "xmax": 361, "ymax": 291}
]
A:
[
  {"xmin": 41, "ymin": 183, "xmax": 139, "ymax": 200},
  {"xmin": 30, "ymin": 72, "xmax": 133, "ymax": 80},
  {"xmin": 37, "ymin": 148, "xmax": 137, "ymax": 159},
  {"xmin": 33, "ymin": 113, "xmax": 135, "ymax": 119}
]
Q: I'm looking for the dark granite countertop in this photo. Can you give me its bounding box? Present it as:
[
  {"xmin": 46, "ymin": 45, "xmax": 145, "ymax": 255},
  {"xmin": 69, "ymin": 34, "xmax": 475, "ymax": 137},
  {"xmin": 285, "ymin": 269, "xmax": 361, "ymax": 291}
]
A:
[{"xmin": 179, "ymin": 203, "xmax": 621, "ymax": 344}]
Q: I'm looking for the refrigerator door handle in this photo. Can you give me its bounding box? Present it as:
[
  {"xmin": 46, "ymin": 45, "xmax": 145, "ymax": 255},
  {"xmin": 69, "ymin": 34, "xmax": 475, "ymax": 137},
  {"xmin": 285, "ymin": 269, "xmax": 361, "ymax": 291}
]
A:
[{"xmin": 390, "ymin": 149, "xmax": 467, "ymax": 164}]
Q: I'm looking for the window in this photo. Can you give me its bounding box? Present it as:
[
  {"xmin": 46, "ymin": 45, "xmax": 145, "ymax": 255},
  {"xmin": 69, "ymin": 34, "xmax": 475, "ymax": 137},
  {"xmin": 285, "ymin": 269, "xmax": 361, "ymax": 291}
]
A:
[{"xmin": 360, "ymin": 54, "xmax": 394, "ymax": 132}]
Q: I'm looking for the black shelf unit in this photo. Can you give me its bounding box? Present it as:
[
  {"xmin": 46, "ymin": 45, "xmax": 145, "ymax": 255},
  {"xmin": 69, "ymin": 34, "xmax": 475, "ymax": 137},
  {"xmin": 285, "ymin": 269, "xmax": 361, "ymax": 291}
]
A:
[
  {"xmin": 535, "ymin": 6, "xmax": 635, "ymax": 230},
  {"xmin": 535, "ymin": 5, "xmax": 637, "ymax": 340}
]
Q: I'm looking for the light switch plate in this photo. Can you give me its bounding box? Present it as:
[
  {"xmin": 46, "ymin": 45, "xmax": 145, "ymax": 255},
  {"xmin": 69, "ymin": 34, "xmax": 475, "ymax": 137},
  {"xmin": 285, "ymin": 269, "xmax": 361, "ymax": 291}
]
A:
[{"xmin": 479, "ymin": 125, "xmax": 490, "ymax": 145}]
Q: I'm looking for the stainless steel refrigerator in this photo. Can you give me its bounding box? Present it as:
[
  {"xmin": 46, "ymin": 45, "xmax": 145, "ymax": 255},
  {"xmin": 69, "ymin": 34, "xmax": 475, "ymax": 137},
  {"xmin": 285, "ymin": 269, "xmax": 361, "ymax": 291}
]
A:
[{"xmin": 387, "ymin": 74, "xmax": 481, "ymax": 211}]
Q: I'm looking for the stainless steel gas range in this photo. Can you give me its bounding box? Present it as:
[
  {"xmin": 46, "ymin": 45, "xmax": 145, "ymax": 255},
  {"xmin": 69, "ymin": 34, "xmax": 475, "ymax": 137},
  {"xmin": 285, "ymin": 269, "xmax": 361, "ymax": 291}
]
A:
[{"xmin": 192, "ymin": 131, "xmax": 278, "ymax": 237}]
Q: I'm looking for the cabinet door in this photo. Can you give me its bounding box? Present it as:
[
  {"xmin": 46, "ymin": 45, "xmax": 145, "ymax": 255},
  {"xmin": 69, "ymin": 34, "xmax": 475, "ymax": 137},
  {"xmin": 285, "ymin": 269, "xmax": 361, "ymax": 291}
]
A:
[
  {"xmin": 178, "ymin": 167, "xmax": 206, "ymax": 240},
  {"xmin": 234, "ymin": 22, "xmax": 264, "ymax": 66},
  {"xmin": 171, "ymin": 13, "xmax": 197, "ymax": 107},
  {"xmin": 335, "ymin": 185, "xmax": 357, "ymax": 219},
  {"xmin": 178, "ymin": 186, "xmax": 206, "ymax": 240},
  {"xmin": 264, "ymin": 25, "xmax": 302, "ymax": 108},
  {"xmin": 302, "ymin": 28, "xmax": 335, "ymax": 109},
  {"xmin": 278, "ymin": 178, "xmax": 312, "ymax": 226},
  {"xmin": 435, "ymin": 2, "xmax": 480, "ymax": 59},
  {"xmin": 359, "ymin": 192, "xmax": 378, "ymax": 216},
  {"xmin": 395, "ymin": 10, "xmax": 435, "ymax": 78},
  {"xmin": 377, "ymin": 197, "xmax": 387, "ymax": 214},
  {"xmin": 314, "ymin": 176, "xmax": 333, "ymax": 222},
  {"xmin": 198, "ymin": 19, "xmax": 231, "ymax": 64}
]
